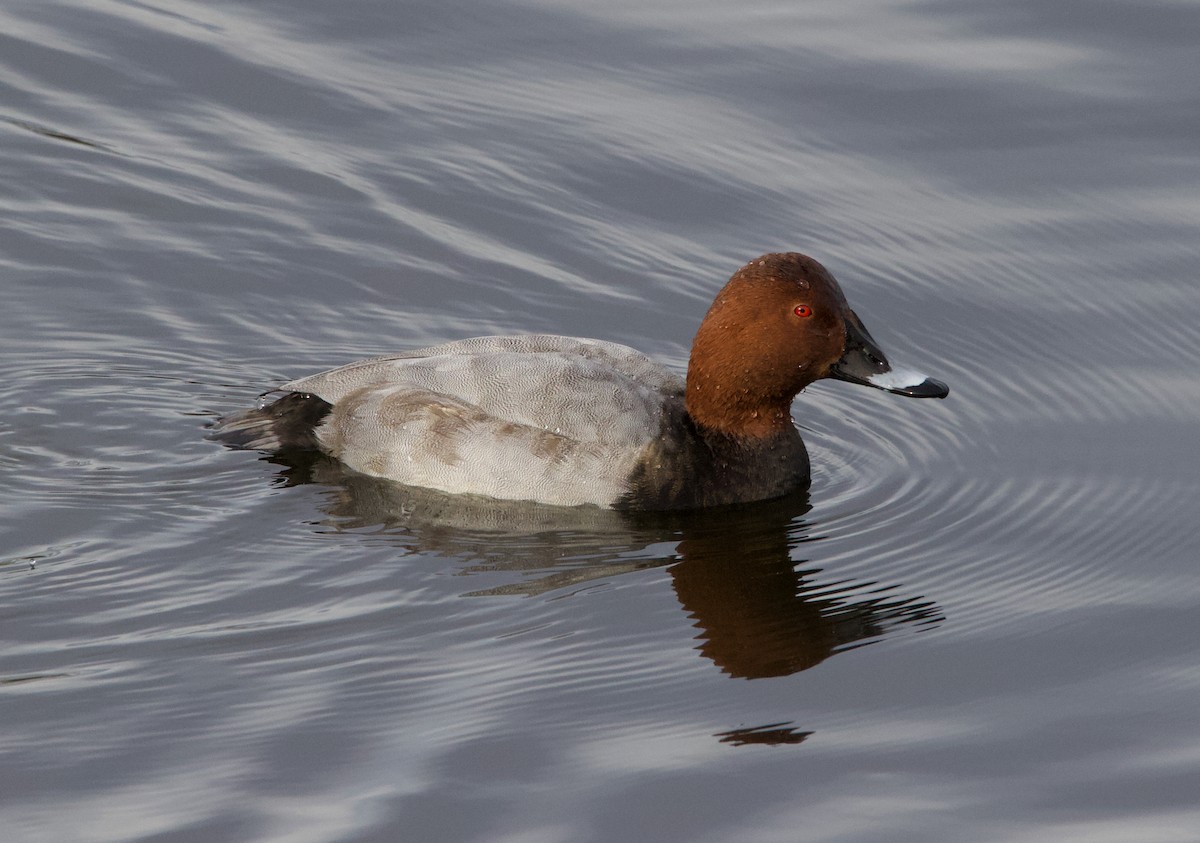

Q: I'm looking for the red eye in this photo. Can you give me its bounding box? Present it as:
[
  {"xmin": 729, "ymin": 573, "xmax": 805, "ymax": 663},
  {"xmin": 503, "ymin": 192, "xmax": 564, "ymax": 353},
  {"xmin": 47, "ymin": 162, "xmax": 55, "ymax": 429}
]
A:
[{"xmin": 793, "ymin": 305, "xmax": 813, "ymax": 318}]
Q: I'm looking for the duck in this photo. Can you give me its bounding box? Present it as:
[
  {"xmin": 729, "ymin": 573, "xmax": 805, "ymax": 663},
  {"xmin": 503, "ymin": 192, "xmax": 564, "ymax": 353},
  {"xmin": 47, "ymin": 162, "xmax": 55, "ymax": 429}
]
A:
[{"xmin": 212, "ymin": 252, "xmax": 948, "ymax": 510}]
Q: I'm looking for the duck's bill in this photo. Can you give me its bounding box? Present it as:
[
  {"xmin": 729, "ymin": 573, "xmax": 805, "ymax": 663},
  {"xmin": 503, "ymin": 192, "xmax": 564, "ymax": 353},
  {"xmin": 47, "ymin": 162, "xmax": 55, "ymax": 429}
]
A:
[
  {"xmin": 847, "ymin": 366, "xmax": 950, "ymax": 398},
  {"xmin": 827, "ymin": 311, "xmax": 950, "ymax": 399}
]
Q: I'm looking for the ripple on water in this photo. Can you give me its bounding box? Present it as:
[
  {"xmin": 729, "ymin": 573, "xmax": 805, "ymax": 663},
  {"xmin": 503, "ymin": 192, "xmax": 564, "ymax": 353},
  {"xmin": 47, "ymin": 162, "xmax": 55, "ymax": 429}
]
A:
[
  {"xmin": 1, "ymin": 0, "xmax": 1199, "ymax": 838},
  {"xmin": 787, "ymin": 314, "xmax": 1198, "ymax": 644}
]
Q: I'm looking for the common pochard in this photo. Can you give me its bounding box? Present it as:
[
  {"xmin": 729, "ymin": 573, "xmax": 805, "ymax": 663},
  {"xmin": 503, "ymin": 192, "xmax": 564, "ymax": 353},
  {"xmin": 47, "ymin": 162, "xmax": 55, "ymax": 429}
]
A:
[{"xmin": 213, "ymin": 253, "xmax": 948, "ymax": 509}]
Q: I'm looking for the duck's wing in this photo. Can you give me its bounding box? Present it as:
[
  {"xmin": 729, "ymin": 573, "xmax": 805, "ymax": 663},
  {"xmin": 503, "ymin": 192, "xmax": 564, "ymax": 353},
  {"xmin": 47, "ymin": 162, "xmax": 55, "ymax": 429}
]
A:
[
  {"xmin": 275, "ymin": 337, "xmax": 684, "ymax": 506},
  {"xmin": 282, "ymin": 335, "xmax": 685, "ymax": 448},
  {"xmin": 284, "ymin": 336, "xmax": 681, "ymax": 397},
  {"xmin": 314, "ymin": 383, "xmax": 647, "ymax": 506}
]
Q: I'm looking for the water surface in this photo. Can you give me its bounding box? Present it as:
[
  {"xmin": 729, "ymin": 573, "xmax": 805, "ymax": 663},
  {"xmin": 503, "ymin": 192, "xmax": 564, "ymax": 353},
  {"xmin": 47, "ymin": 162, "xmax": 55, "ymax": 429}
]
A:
[{"xmin": 2, "ymin": 1, "xmax": 1199, "ymax": 841}]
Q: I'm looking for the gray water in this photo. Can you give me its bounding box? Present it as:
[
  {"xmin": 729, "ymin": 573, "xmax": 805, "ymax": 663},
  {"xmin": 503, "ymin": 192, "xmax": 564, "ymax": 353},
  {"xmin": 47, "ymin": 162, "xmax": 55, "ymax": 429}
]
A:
[{"xmin": 3, "ymin": 1, "xmax": 1199, "ymax": 841}]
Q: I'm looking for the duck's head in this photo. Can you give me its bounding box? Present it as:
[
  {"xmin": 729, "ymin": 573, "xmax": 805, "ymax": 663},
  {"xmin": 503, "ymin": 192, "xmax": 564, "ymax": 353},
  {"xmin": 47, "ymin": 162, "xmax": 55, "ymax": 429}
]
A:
[{"xmin": 685, "ymin": 252, "xmax": 948, "ymax": 437}]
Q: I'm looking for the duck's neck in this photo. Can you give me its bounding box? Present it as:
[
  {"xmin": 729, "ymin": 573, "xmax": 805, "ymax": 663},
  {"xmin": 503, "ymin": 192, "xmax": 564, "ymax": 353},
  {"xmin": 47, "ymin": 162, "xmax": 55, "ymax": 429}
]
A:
[
  {"xmin": 684, "ymin": 363, "xmax": 800, "ymax": 440},
  {"xmin": 686, "ymin": 390, "xmax": 796, "ymax": 439}
]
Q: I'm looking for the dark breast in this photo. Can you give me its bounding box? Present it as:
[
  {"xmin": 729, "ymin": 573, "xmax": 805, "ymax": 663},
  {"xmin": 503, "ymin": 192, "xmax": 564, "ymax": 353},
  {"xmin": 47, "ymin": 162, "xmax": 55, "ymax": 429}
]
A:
[{"xmin": 617, "ymin": 405, "xmax": 811, "ymax": 511}]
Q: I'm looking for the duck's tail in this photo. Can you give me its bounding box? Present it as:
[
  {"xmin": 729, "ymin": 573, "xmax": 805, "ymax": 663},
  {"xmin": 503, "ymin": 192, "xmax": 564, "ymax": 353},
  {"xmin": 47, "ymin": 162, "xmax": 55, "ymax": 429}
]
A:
[{"xmin": 209, "ymin": 392, "xmax": 333, "ymax": 452}]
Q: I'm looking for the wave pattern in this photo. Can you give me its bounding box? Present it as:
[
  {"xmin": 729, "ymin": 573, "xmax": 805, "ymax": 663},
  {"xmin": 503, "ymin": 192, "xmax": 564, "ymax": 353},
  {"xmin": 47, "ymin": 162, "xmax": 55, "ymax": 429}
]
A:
[{"xmin": 2, "ymin": 0, "xmax": 1200, "ymax": 841}]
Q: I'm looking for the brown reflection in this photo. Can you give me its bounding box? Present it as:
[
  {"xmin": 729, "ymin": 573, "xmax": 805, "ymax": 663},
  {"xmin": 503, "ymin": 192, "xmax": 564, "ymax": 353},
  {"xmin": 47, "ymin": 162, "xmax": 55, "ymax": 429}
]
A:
[
  {"xmin": 715, "ymin": 722, "xmax": 812, "ymax": 747},
  {"xmin": 667, "ymin": 495, "xmax": 942, "ymax": 679},
  {"xmin": 252, "ymin": 453, "xmax": 942, "ymax": 746},
  {"xmin": 267, "ymin": 453, "xmax": 942, "ymax": 678}
]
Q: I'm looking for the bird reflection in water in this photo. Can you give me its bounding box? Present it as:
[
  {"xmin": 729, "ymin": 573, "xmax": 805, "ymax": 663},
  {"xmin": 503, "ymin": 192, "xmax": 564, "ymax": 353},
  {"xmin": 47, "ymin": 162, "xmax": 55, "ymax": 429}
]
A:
[{"xmin": 262, "ymin": 453, "xmax": 943, "ymax": 746}]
